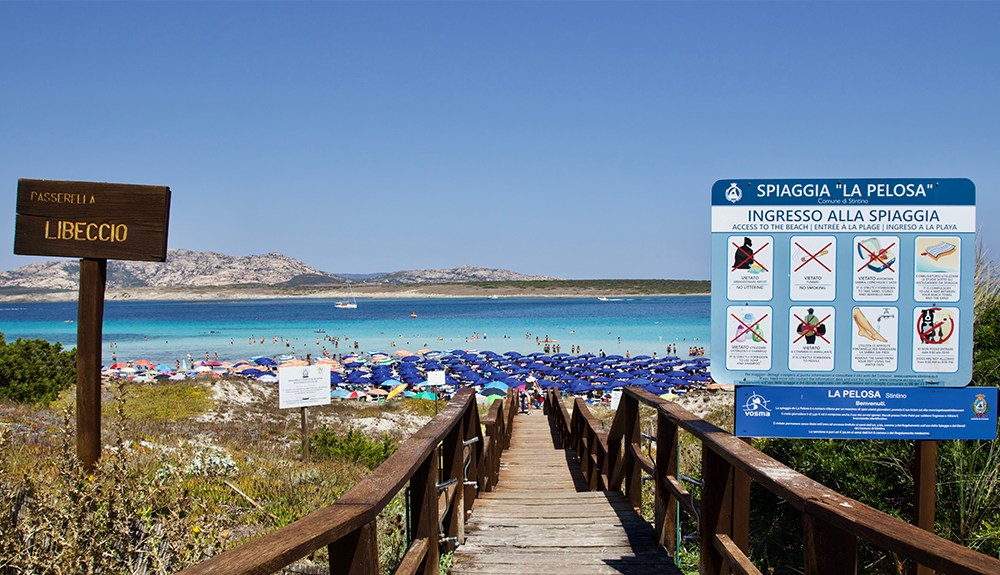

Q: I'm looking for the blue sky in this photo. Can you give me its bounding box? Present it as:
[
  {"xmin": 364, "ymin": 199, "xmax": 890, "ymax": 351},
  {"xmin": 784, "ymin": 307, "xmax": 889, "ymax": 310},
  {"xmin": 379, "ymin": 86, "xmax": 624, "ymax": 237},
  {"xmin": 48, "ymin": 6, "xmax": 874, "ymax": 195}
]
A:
[{"xmin": 2, "ymin": 2, "xmax": 997, "ymax": 280}]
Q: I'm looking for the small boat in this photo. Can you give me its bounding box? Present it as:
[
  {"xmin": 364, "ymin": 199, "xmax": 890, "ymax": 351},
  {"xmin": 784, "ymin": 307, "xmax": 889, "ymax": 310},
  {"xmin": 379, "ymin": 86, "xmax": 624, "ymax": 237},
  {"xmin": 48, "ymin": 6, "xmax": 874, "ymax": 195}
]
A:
[
  {"xmin": 410, "ymin": 312, "xmax": 418, "ymax": 318},
  {"xmin": 597, "ymin": 297, "xmax": 610, "ymax": 301},
  {"xmin": 335, "ymin": 281, "xmax": 358, "ymax": 309}
]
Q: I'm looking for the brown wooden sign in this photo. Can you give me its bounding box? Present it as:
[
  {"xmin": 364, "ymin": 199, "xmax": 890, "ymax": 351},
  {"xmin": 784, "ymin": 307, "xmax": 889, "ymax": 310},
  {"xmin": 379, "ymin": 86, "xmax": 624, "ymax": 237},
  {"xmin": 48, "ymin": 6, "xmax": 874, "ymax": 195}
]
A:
[{"xmin": 14, "ymin": 179, "xmax": 171, "ymax": 262}]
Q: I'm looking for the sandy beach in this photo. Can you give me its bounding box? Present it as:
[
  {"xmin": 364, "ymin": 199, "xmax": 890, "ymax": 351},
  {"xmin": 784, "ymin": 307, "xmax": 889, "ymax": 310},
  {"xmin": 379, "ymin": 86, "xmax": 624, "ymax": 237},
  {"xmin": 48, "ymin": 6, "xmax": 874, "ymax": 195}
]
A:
[{"xmin": 0, "ymin": 283, "xmax": 710, "ymax": 303}]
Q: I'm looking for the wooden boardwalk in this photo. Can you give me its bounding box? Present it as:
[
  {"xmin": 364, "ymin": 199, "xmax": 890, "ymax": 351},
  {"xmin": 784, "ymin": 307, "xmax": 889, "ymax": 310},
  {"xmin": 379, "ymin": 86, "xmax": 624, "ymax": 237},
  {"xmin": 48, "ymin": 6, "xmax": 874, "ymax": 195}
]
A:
[{"xmin": 452, "ymin": 410, "xmax": 681, "ymax": 575}]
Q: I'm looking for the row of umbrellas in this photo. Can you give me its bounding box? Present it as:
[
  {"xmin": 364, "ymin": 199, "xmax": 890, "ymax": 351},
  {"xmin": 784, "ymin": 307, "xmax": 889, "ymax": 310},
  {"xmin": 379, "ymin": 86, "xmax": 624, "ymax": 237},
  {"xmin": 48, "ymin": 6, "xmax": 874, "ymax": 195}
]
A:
[{"xmin": 103, "ymin": 348, "xmax": 715, "ymax": 402}]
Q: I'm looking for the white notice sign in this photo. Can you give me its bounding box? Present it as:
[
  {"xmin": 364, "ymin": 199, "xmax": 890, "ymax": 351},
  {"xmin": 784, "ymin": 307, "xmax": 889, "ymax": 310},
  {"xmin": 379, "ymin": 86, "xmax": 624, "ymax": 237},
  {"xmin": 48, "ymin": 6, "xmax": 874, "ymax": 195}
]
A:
[{"xmin": 279, "ymin": 365, "xmax": 332, "ymax": 409}]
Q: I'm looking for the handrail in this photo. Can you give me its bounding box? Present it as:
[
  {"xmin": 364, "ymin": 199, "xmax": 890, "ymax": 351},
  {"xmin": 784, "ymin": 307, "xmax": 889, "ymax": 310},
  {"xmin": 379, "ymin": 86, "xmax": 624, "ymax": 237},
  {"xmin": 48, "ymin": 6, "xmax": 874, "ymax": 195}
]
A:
[
  {"xmin": 179, "ymin": 387, "xmax": 516, "ymax": 575},
  {"xmin": 545, "ymin": 387, "xmax": 1000, "ymax": 575}
]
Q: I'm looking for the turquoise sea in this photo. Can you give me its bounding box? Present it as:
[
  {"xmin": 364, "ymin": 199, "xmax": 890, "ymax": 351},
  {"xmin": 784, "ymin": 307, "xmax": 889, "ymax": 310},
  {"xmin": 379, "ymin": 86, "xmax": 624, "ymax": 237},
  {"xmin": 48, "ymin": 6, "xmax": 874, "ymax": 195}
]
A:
[{"xmin": 0, "ymin": 296, "xmax": 711, "ymax": 367}]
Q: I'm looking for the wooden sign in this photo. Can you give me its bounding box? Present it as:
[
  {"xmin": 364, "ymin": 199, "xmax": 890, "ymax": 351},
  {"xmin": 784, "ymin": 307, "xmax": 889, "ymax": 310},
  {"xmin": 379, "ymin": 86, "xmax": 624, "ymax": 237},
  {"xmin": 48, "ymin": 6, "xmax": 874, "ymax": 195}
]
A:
[{"xmin": 15, "ymin": 179, "xmax": 171, "ymax": 262}]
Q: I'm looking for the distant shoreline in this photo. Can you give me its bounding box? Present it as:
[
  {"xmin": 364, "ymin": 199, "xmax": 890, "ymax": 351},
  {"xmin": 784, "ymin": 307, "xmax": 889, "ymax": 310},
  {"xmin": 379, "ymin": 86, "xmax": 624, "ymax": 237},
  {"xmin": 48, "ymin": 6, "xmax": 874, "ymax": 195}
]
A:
[{"xmin": 0, "ymin": 282, "xmax": 710, "ymax": 303}]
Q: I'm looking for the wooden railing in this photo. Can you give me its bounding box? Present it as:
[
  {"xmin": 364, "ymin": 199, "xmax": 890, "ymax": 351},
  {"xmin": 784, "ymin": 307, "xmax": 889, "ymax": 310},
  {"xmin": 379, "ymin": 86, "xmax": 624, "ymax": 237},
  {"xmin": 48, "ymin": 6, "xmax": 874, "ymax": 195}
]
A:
[
  {"xmin": 546, "ymin": 387, "xmax": 1000, "ymax": 575},
  {"xmin": 178, "ymin": 387, "xmax": 515, "ymax": 575}
]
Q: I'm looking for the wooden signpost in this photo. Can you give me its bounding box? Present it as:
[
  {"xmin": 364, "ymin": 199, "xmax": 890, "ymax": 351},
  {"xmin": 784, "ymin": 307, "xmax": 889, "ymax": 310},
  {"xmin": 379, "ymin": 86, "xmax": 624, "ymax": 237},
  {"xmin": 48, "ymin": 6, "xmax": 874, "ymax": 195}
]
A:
[{"xmin": 14, "ymin": 179, "xmax": 170, "ymax": 470}]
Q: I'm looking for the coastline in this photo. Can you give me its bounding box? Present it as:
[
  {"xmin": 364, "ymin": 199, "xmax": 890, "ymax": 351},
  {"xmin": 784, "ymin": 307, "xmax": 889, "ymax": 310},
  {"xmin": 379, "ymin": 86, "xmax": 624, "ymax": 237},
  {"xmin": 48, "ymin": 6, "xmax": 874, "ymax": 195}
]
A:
[{"xmin": 0, "ymin": 283, "xmax": 711, "ymax": 303}]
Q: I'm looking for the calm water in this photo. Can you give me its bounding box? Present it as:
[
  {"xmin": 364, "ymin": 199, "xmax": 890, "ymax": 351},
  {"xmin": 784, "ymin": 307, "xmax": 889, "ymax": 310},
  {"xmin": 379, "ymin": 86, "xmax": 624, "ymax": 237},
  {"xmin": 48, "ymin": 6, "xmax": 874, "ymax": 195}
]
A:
[{"xmin": 0, "ymin": 296, "xmax": 711, "ymax": 366}]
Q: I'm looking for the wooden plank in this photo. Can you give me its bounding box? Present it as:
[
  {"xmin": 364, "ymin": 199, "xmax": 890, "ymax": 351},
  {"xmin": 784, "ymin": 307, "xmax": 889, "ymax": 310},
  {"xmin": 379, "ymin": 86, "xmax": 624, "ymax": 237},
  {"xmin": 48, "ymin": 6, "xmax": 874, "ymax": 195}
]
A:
[
  {"xmin": 713, "ymin": 533, "xmax": 763, "ymax": 575},
  {"xmin": 466, "ymin": 516, "xmax": 652, "ymax": 526},
  {"xmin": 451, "ymin": 563, "xmax": 671, "ymax": 575},
  {"xmin": 392, "ymin": 538, "xmax": 428, "ymax": 575}
]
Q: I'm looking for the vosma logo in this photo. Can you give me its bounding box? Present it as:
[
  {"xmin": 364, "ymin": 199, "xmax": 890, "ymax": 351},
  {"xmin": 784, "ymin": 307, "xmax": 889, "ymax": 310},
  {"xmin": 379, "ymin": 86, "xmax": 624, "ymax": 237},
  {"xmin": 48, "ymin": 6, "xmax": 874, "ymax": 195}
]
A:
[{"xmin": 743, "ymin": 392, "xmax": 771, "ymax": 417}]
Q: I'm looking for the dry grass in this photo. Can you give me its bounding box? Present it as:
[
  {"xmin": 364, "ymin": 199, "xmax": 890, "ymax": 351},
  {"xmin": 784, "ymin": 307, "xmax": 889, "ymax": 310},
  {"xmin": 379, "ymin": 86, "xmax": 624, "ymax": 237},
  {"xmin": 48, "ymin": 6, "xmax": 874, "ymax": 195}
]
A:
[{"xmin": 0, "ymin": 378, "xmax": 436, "ymax": 574}]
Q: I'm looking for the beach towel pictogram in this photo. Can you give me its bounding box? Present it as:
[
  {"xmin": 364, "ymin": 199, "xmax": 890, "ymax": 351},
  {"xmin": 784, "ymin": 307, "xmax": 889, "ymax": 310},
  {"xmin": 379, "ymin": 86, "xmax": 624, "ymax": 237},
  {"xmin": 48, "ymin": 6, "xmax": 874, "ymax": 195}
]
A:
[{"xmin": 921, "ymin": 241, "xmax": 957, "ymax": 260}]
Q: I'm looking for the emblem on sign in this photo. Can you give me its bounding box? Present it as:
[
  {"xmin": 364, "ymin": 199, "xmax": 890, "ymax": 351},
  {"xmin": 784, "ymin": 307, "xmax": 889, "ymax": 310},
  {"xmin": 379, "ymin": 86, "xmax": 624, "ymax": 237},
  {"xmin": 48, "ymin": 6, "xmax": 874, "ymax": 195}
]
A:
[
  {"xmin": 972, "ymin": 394, "xmax": 990, "ymax": 418},
  {"xmin": 725, "ymin": 182, "xmax": 742, "ymax": 203}
]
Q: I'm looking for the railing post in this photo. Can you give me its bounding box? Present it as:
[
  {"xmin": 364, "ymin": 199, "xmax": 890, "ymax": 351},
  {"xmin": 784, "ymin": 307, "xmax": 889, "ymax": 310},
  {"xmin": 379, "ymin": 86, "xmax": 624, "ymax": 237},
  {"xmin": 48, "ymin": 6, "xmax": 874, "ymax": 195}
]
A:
[
  {"xmin": 441, "ymin": 414, "xmax": 465, "ymax": 548},
  {"xmin": 463, "ymin": 403, "xmax": 481, "ymax": 524},
  {"xmin": 328, "ymin": 520, "xmax": 379, "ymax": 575},
  {"xmin": 409, "ymin": 444, "xmax": 440, "ymax": 575},
  {"xmin": 655, "ymin": 409, "xmax": 679, "ymax": 555},
  {"xmin": 913, "ymin": 439, "xmax": 937, "ymax": 575},
  {"xmin": 734, "ymin": 438, "xmax": 751, "ymax": 555},
  {"xmin": 622, "ymin": 392, "xmax": 642, "ymax": 509},
  {"xmin": 701, "ymin": 445, "xmax": 734, "ymax": 575},
  {"xmin": 803, "ymin": 511, "xmax": 857, "ymax": 575}
]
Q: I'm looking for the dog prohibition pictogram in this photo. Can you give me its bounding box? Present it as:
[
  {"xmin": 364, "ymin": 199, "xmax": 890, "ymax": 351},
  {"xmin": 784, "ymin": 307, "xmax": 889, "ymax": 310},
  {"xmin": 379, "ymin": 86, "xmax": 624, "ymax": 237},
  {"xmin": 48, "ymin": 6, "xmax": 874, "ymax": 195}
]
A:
[{"xmin": 916, "ymin": 308, "xmax": 954, "ymax": 345}]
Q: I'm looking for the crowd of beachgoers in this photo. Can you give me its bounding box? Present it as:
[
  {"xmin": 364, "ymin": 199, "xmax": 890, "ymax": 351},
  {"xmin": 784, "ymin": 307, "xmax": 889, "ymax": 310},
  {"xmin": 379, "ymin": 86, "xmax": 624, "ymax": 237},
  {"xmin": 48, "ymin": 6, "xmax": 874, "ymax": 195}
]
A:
[{"xmin": 102, "ymin": 348, "xmax": 718, "ymax": 403}]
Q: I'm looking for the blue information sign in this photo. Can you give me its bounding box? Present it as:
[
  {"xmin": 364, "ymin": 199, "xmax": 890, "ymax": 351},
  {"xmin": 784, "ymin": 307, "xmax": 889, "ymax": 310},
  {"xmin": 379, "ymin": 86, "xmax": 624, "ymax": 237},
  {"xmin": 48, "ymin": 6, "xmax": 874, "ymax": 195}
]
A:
[
  {"xmin": 735, "ymin": 385, "xmax": 997, "ymax": 440},
  {"xmin": 712, "ymin": 179, "xmax": 976, "ymax": 387}
]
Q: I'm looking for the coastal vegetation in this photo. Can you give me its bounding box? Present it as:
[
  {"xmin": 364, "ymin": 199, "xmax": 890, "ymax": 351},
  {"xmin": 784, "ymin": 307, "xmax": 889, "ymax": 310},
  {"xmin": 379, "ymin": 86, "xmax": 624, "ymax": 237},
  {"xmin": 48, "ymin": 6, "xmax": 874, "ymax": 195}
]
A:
[
  {"xmin": 461, "ymin": 278, "xmax": 710, "ymax": 295},
  {"xmin": 0, "ymin": 332, "xmax": 76, "ymax": 405},
  {"xmin": 0, "ymin": 377, "xmax": 436, "ymax": 574}
]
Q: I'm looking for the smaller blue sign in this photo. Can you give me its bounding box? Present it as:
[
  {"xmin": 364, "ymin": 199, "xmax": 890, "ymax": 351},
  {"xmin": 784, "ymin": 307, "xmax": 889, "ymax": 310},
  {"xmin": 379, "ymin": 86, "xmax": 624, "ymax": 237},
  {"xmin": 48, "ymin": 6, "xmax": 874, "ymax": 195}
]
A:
[{"xmin": 736, "ymin": 385, "xmax": 997, "ymax": 440}]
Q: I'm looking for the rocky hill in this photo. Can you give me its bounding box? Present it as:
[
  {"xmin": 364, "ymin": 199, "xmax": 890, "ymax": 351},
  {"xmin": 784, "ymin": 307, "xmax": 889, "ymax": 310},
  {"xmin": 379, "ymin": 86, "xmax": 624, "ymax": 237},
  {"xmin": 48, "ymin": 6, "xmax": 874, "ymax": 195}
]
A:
[
  {"xmin": 364, "ymin": 265, "xmax": 561, "ymax": 285},
  {"xmin": 0, "ymin": 251, "xmax": 560, "ymax": 290},
  {"xmin": 0, "ymin": 249, "xmax": 346, "ymax": 290}
]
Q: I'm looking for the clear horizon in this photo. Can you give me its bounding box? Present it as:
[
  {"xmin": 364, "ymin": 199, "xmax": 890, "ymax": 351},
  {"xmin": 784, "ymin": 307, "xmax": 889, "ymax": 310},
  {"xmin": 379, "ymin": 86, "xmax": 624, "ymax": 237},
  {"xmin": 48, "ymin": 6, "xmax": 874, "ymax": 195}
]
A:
[{"xmin": 2, "ymin": 3, "xmax": 997, "ymax": 280}]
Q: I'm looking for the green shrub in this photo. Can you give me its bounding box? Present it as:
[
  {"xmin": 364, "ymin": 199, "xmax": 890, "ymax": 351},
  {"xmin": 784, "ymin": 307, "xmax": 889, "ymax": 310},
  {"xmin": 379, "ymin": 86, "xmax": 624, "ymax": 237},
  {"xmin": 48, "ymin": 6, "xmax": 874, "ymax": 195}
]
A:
[
  {"xmin": 749, "ymin": 437, "xmax": 914, "ymax": 574},
  {"xmin": 0, "ymin": 332, "xmax": 76, "ymax": 406},
  {"xmin": 311, "ymin": 426, "xmax": 398, "ymax": 469}
]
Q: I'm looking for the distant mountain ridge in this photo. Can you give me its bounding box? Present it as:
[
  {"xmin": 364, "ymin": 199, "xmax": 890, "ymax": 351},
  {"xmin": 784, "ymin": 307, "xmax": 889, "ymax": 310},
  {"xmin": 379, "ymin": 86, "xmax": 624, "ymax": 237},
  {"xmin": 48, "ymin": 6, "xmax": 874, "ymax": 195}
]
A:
[
  {"xmin": 364, "ymin": 265, "xmax": 560, "ymax": 285},
  {"xmin": 0, "ymin": 249, "xmax": 561, "ymax": 290}
]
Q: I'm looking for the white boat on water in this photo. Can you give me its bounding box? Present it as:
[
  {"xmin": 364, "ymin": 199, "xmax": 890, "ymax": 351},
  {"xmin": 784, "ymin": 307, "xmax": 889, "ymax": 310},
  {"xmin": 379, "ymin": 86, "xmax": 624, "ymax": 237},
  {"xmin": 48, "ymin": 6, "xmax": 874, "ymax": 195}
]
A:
[
  {"xmin": 335, "ymin": 281, "xmax": 358, "ymax": 309},
  {"xmin": 597, "ymin": 297, "xmax": 610, "ymax": 301}
]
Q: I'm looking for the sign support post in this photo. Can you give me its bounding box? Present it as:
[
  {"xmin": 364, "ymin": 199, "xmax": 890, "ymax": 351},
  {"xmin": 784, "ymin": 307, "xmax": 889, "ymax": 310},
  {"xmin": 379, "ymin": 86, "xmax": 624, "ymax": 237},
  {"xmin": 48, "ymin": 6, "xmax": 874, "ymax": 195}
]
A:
[
  {"xmin": 914, "ymin": 440, "xmax": 937, "ymax": 575},
  {"xmin": 301, "ymin": 406, "xmax": 310, "ymax": 463},
  {"xmin": 77, "ymin": 258, "xmax": 107, "ymax": 471}
]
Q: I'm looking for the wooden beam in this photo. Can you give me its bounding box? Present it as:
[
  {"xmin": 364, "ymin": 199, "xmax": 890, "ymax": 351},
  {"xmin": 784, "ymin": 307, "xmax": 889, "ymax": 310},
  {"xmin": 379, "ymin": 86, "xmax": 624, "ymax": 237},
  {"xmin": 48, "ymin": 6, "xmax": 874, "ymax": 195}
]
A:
[{"xmin": 76, "ymin": 258, "xmax": 106, "ymax": 471}]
